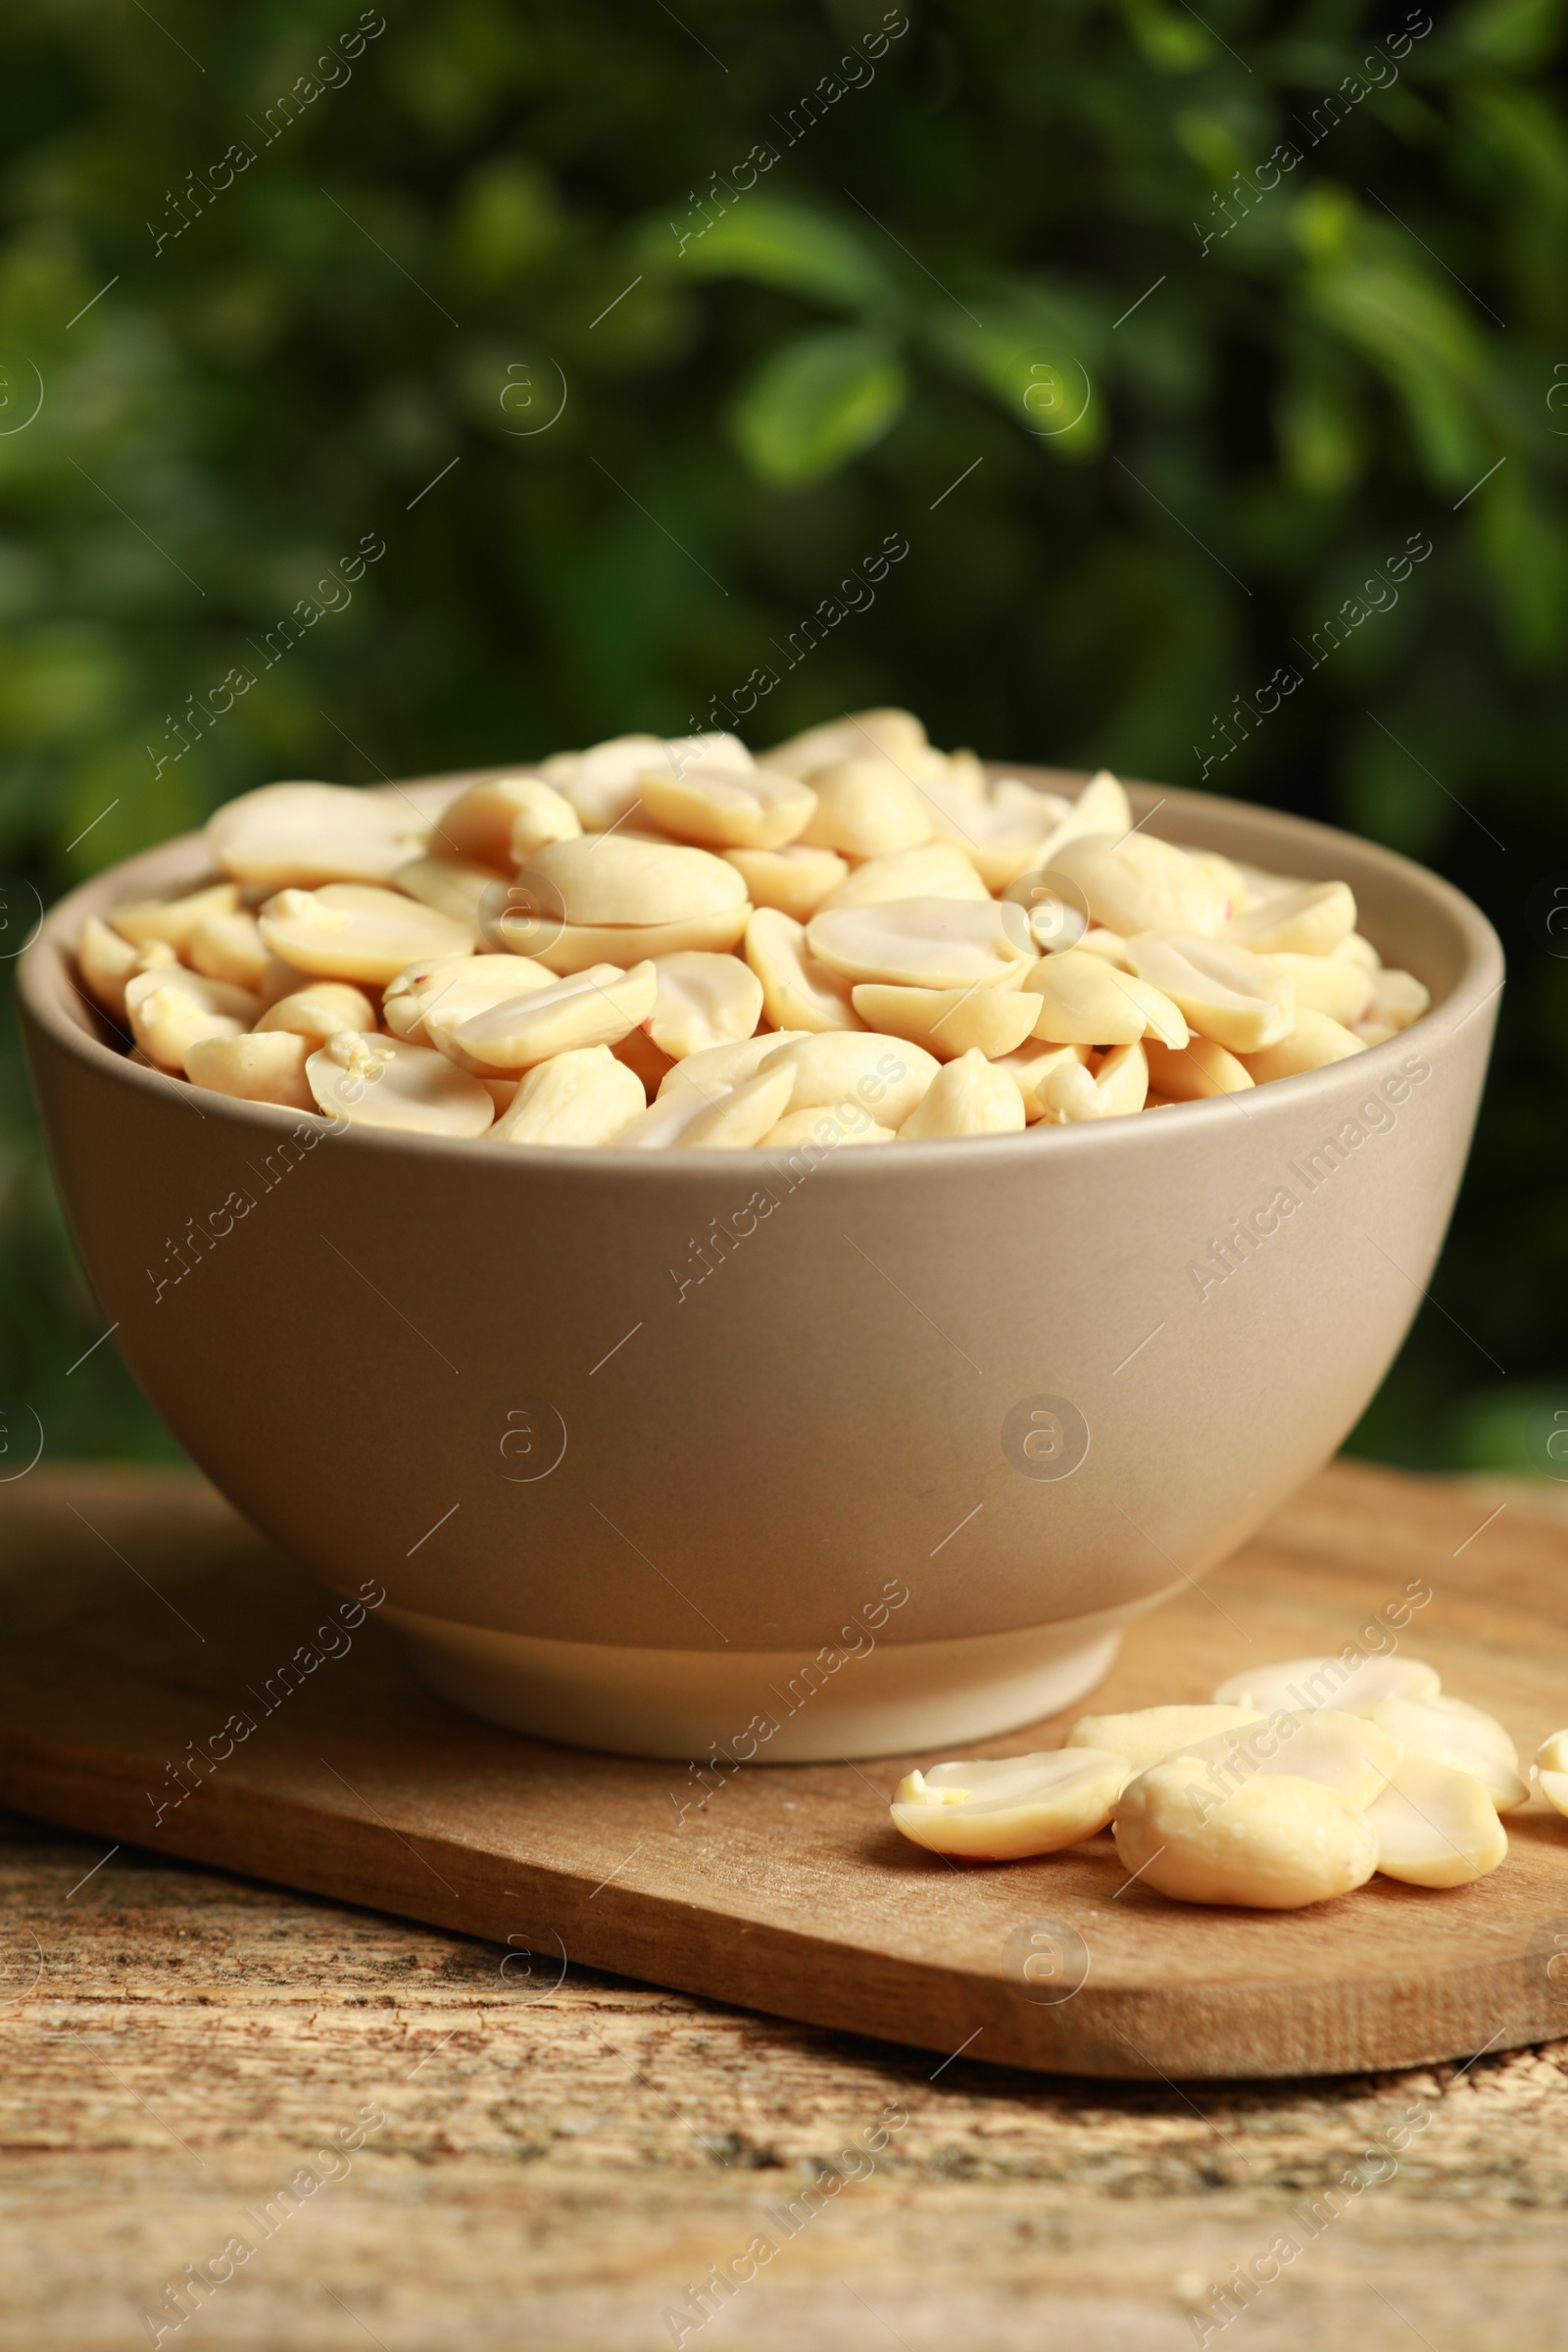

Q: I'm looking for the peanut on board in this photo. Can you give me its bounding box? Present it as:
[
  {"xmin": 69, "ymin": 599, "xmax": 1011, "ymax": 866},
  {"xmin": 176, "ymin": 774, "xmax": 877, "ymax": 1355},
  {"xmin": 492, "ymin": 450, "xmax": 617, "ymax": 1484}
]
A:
[
  {"xmin": 82, "ymin": 708, "xmax": 1436, "ymax": 1152},
  {"xmin": 1535, "ymin": 1732, "xmax": 1568, "ymax": 1818},
  {"xmin": 1113, "ymin": 1762, "xmax": 1379, "ymax": 1909},
  {"xmin": 887, "ymin": 1656, "xmax": 1516, "ymax": 1905},
  {"xmin": 891, "ymin": 1750, "xmax": 1131, "ymax": 1861}
]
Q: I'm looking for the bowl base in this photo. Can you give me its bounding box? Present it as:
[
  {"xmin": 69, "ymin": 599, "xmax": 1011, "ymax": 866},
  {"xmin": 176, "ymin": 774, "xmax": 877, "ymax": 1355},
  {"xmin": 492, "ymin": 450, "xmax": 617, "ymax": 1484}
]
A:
[{"xmin": 384, "ymin": 1594, "xmax": 1173, "ymax": 1761}]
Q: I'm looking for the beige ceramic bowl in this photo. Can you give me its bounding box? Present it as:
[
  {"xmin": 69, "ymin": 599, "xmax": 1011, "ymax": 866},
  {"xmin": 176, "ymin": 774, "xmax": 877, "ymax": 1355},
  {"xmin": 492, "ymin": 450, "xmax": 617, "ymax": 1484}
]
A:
[{"xmin": 19, "ymin": 771, "xmax": 1502, "ymax": 1760}]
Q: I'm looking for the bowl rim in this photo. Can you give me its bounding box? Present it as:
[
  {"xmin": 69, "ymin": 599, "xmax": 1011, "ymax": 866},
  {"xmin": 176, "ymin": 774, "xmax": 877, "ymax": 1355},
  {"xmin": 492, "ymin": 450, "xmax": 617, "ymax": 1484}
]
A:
[{"xmin": 18, "ymin": 765, "xmax": 1505, "ymax": 1182}]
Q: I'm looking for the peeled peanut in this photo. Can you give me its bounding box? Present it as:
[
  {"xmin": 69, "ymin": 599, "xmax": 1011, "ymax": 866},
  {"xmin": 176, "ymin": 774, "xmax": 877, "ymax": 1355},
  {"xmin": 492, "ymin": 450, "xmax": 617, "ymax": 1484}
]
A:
[
  {"xmin": 797, "ymin": 758, "xmax": 935, "ymax": 858},
  {"xmin": 931, "ymin": 777, "xmax": 1072, "ymax": 892},
  {"xmin": 808, "ymin": 898, "xmax": 1033, "ymax": 991},
  {"xmin": 1067, "ymin": 1704, "xmax": 1266, "ymax": 1775},
  {"xmin": 745, "ymin": 908, "xmax": 862, "ymax": 1033},
  {"xmin": 644, "ymin": 952, "xmax": 764, "ymax": 1060},
  {"xmin": 1143, "ymin": 1035, "xmax": 1252, "ymax": 1101},
  {"xmin": 619, "ymin": 1062, "xmax": 796, "ymax": 1149},
  {"xmin": 851, "ymin": 981, "xmax": 1044, "ymax": 1061},
  {"xmin": 185, "ymin": 1030, "xmax": 315, "ymax": 1112},
  {"xmin": 1534, "ymin": 1731, "xmax": 1568, "ymax": 1817},
  {"xmin": 994, "ymin": 1041, "xmax": 1092, "ymax": 1122},
  {"xmin": 187, "ymin": 908, "xmax": 269, "ymax": 992},
  {"xmin": 761, "ymin": 1104, "xmax": 895, "ymax": 1151},
  {"xmin": 1213, "ymin": 1654, "xmax": 1441, "ymax": 1714},
  {"xmin": 1039, "ymin": 1040, "xmax": 1148, "ymax": 1123},
  {"xmin": 1228, "ymin": 879, "xmax": 1356, "ymax": 956},
  {"xmin": 723, "ymin": 844, "xmax": 848, "ymax": 921},
  {"xmin": 256, "ymin": 981, "xmax": 377, "ymax": 1043},
  {"xmin": 506, "ymin": 780, "xmax": 584, "ymax": 863},
  {"xmin": 514, "ymin": 834, "xmax": 748, "ymax": 929},
  {"xmin": 639, "ymin": 760, "xmax": 815, "ymax": 851},
  {"xmin": 1355, "ymin": 967, "xmax": 1430, "ymax": 1043},
  {"xmin": 531, "ymin": 907, "xmax": 751, "ymax": 973},
  {"xmin": 1269, "ymin": 952, "xmax": 1375, "ymax": 1026},
  {"xmin": 891, "ymin": 1750, "xmax": 1130, "ymax": 1861},
  {"xmin": 110, "ymin": 881, "xmax": 241, "ymax": 954},
  {"xmin": 437, "ymin": 775, "xmax": 570, "ymax": 868},
  {"xmin": 78, "ymin": 917, "xmax": 175, "ymax": 1021},
  {"xmin": 124, "ymin": 967, "xmax": 260, "ymax": 1072},
  {"xmin": 677, "ymin": 1064, "xmax": 796, "ymax": 1149},
  {"xmin": 393, "ymin": 854, "xmax": 507, "ymax": 927},
  {"xmin": 1035, "ymin": 768, "xmax": 1133, "ymax": 863},
  {"xmin": 821, "ymin": 844, "xmax": 990, "ymax": 909},
  {"xmin": 1113, "ymin": 1761, "xmax": 1378, "ymax": 1909},
  {"xmin": 897, "ymin": 1049, "xmax": 1024, "ymax": 1140},
  {"xmin": 488, "ymin": 1044, "xmax": 645, "ymax": 1147},
  {"xmin": 1028, "ymin": 950, "xmax": 1187, "ymax": 1048},
  {"xmin": 260, "ymin": 884, "xmax": 473, "ymax": 984},
  {"xmin": 1241, "ymin": 1009, "xmax": 1365, "ymax": 1080},
  {"xmin": 1177, "ymin": 1709, "xmax": 1404, "ymax": 1812},
  {"xmin": 208, "ymin": 781, "xmax": 424, "ymax": 889},
  {"xmin": 1367, "ymin": 1690, "xmax": 1529, "ymax": 1811},
  {"xmin": 382, "ymin": 953, "xmax": 556, "ymax": 1045},
  {"xmin": 760, "ymin": 707, "xmax": 928, "ymax": 780},
  {"xmin": 305, "ymin": 1031, "xmax": 495, "ymax": 1136},
  {"xmin": 1049, "ymin": 831, "xmax": 1228, "ymax": 938},
  {"xmin": 1001, "ymin": 873, "xmax": 1092, "ymax": 956},
  {"xmin": 1185, "ymin": 847, "xmax": 1250, "ymax": 906},
  {"xmin": 658, "ymin": 1031, "xmax": 810, "ymax": 1100},
  {"xmin": 1125, "ymin": 933, "xmax": 1295, "ymax": 1054},
  {"xmin": 758, "ymin": 1031, "xmax": 939, "ymax": 1129},
  {"xmin": 539, "ymin": 733, "xmax": 671, "ymax": 830},
  {"xmin": 1075, "ymin": 927, "xmax": 1134, "ymax": 968},
  {"xmin": 448, "ymin": 961, "xmax": 657, "ymax": 1072},
  {"xmin": 1365, "ymin": 1754, "xmax": 1508, "ymax": 1887}
]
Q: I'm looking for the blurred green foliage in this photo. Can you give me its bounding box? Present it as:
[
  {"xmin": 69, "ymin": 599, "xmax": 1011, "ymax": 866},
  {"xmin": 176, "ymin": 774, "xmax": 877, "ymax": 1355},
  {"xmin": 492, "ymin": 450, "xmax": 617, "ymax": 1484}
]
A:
[{"xmin": 0, "ymin": 0, "xmax": 1564, "ymax": 1474}]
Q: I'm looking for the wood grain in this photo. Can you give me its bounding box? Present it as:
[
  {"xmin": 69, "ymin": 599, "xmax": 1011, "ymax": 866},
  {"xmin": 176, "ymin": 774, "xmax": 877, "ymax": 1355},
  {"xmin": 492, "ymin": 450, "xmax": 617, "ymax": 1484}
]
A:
[{"xmin": 2, "ymin": 1461, "xmax": 1567, "ymax": 2088}]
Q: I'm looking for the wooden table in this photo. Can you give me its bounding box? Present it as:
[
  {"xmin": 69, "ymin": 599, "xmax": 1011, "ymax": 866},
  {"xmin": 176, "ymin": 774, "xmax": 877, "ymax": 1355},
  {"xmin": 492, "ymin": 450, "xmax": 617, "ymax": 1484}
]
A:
[{"xmin": 3, "ymin": 1473, "xmax": 1567, "ymax": 2351}]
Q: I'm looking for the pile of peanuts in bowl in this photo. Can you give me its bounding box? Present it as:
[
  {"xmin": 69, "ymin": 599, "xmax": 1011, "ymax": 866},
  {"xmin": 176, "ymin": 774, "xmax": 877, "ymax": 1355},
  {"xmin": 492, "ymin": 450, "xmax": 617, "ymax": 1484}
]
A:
[
  {"xmin": 892, "ymin": 1660, "xmax": 1568, "ymax": 1908},
  {"xmin": 77, "ymin": 709, "xmax": 1432, "ymax": 1149}
]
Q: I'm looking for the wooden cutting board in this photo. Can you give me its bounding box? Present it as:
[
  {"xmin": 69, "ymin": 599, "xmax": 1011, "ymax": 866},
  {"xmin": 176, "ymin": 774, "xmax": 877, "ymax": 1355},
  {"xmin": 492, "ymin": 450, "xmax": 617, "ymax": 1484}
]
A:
[{"xmin": 2, "ymin": 1458, "xmax": 1565, "ymax": 2082}]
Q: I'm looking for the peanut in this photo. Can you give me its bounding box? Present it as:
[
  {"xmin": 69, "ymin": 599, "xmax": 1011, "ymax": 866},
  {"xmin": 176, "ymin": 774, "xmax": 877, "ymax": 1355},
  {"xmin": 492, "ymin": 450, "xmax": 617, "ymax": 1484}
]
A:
[
  {"xmin": 1113, "ymin": 1761, "xmax": 1378, "ymax": 1909},
  {"xmin": 897, "ymin": 1049, "xmax": 1024, "ymax": 1139},
  {"xmin": 260, "ymin": 883, "xmax": 473, "ymax": 984},
  {"xmin": 208, "ymin": 781, "xmax": 424, "ymax": 890},
  {"xmin": 1364, "ymin": 1754, "xmax": 1508, "ymax": 1887},
  {"xmin": 891, "ymin": 1749, "xmax": 1130, "ymax": 1861},
  {"xmin": 305, "ymin": 1031, "xmax": 495, "ymax": 1136},
  {"xmin": 488, "ymin": 1044, "xmax": 646, "ymax": 1147}
]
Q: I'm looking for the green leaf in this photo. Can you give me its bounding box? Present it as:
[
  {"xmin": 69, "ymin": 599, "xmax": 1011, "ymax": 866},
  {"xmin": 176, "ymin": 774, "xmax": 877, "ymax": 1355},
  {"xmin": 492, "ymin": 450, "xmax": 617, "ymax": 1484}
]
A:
[
  {"xmin": 638, "ymin": 195, "xmax": 899, "ymax": 314},
  {"xmin": 730, "ymin": 329, "xmax": 908, "ymax": 486},
  {"xmin": 922, "ymin": 283, "xmax": 1105, "ymax": 459}
]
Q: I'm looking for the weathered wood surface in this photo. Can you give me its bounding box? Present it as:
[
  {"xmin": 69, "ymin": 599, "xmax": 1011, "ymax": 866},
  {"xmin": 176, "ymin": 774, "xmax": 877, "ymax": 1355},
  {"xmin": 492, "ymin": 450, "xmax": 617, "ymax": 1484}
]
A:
[
  {"xmin": 2, "ymin": 1808, "xmax": 1568, "ymax": 2352},
  {"xmin": 2, "ymin": 1463, "xmax": 1568, "ymax": 2085},
  {"xmin": 1, "ymin": 1464, "xmax": 1567, "ymax": 2348}
]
